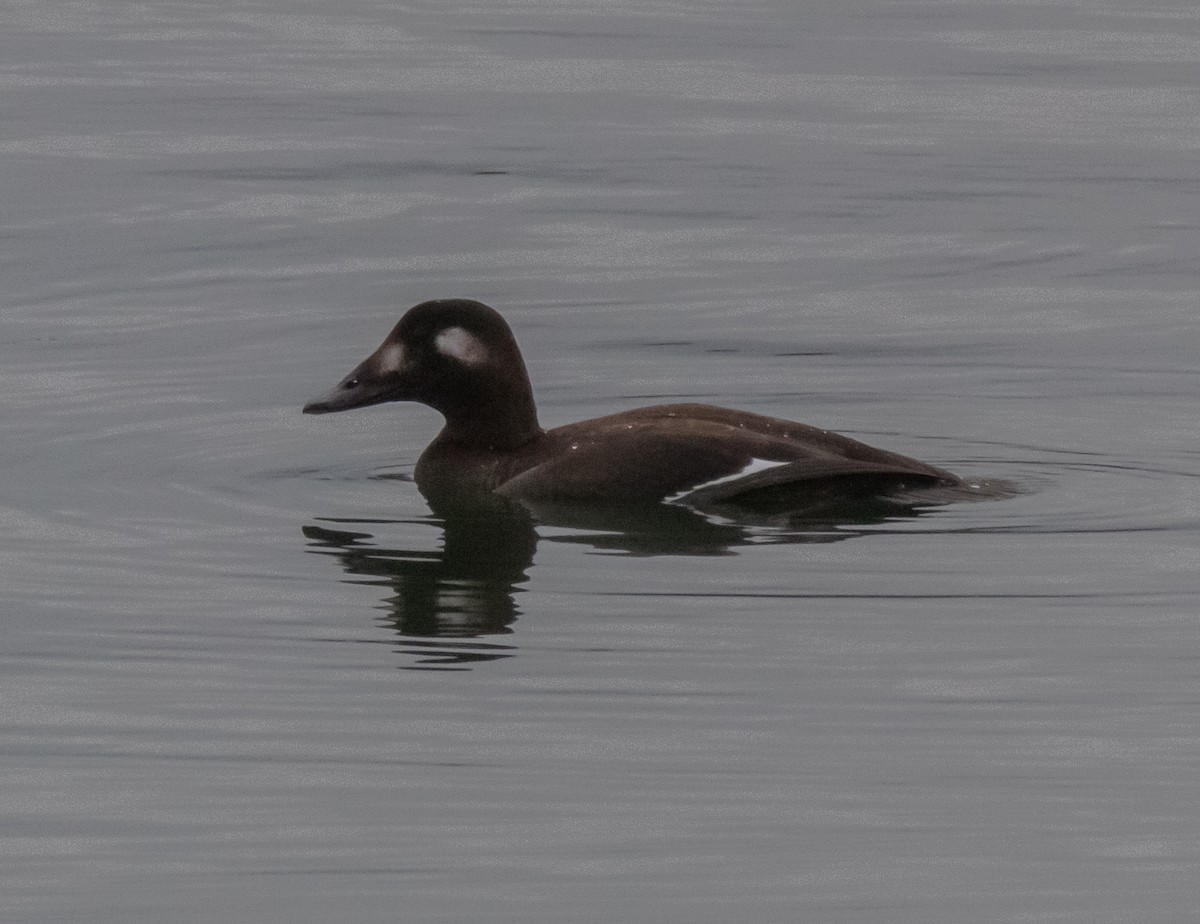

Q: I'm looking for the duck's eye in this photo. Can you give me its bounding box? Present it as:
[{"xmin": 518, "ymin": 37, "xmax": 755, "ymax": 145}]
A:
[{"xmin": 343, "ymin": 377, "xmax": 359, "ymax": 390}]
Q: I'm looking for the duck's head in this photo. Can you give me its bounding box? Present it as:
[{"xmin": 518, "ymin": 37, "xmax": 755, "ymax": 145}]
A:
[{"xmin": 303, "ymin": 298, "xmax": 541, "ymax": 449}]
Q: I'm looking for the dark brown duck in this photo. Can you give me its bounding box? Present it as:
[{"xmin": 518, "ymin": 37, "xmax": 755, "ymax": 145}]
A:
[{"xmin": 304, "ymin": 298, "xmax": 986, "ymax": 511}]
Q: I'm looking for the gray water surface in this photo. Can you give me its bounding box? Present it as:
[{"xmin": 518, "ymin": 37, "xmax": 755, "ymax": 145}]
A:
[{"xmin": 3, "ymin": 2, "xmax": 1199, "ymax": 922}]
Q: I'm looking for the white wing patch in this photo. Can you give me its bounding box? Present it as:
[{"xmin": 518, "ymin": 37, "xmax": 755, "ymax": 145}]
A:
[
  {"xmin": 435, "ymin": 326, "xmax": 489, "ymax": 366},
  {"xmin": 667, "ymin": 458, "xmax": 791, "ymax": 503}
]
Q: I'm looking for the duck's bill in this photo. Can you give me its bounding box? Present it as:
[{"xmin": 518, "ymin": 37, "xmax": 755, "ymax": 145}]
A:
[
  {"xmin": 302, "ymin": 386, "xmax": 357, "ymax": 414},
  {"xmin": 302, "ymin": 367, "xmax": 398, "ymax": 414}
]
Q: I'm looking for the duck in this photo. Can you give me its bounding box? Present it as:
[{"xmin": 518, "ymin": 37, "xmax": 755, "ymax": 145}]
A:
[{"xmin": 303, "ymin": 298, "xmax": 980, "ymax": 512}]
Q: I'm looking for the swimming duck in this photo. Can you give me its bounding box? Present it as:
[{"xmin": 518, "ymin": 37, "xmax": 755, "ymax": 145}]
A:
[{"xmin": 304, "ymin": 298, "xmax": 975, "ymax": 511}]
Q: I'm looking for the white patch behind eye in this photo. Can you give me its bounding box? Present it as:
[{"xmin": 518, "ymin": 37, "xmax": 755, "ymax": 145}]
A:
[
  {"xmin": 435, "ymin": 326, "xmax": 489, "ymax": 366},
  {"xmin": 377, "ymin": 343, "xmax": 406, "ymax": 373}
]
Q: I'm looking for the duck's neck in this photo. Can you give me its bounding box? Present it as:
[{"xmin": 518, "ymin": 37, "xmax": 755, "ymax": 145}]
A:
[{"xmin": 435, "ymin": 382, "xmax": 543, "ymax": 452}]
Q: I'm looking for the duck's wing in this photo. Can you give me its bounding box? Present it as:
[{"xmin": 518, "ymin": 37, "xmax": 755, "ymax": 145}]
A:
[
  {"xmin": 678, "ymin": 457, "xmax": 952, "ymax": 511},
  {"xmin": 496, "ymin": 404, "xmax": 961, "ymax": 506},
  {"xmin": 495, "ymin": 424, "xmax": 751, "ymax": 503}
]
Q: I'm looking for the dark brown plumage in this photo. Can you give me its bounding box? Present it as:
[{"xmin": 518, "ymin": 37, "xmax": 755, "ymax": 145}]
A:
[{"xmin": 304, "ymin": 299, "xmax": 979, "ymax": 511}]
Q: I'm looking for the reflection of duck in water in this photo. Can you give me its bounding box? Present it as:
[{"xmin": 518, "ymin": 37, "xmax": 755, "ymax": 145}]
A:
[
  {"xmin": 301, "ymin": 489, "xmax": 900, "ymax": 669},
  {"xmin": 302, "ymin": 498, "xmax": 536, "ymax": 669},
  {"xmin": 304, "ymin": 298, "xmax": 1000, "ymax": 517}
]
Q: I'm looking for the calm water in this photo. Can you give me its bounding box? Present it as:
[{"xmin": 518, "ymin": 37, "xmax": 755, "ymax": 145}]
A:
[{"xmin": 4, "ymin": 1, "xmax": 1199, "ymax": 921}]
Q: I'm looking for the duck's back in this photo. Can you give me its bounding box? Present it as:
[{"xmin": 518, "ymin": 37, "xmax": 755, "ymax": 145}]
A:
[{"xmin": 447, "ymin": 403, "xmax": 964, "ymax": 505}]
